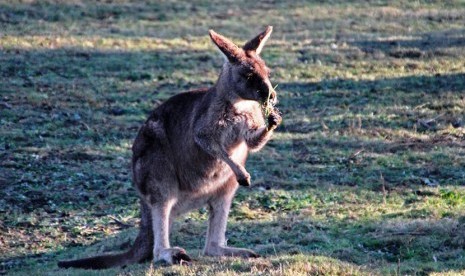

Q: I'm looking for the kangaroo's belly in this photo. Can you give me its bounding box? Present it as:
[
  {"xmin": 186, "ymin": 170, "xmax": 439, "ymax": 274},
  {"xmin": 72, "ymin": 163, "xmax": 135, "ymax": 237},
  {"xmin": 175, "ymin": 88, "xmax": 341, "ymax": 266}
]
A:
[
  {"xmin": 176, "ymin": 140, "xmax": 247, "ymax": 189},
  {"xmin": 171, "ymin": 167, "xmax": 236, "ymax": 217},
  {"xmin": 171, "ymin": 141, "xmax": 247, "ymax": 216}
]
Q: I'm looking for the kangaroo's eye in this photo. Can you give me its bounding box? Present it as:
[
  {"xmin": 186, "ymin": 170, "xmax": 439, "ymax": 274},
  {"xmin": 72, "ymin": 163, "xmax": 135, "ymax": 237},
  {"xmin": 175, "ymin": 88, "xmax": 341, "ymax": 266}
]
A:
[{"xmin": 245, "ymin": 75, "xmax": 261, "ymax": 87}]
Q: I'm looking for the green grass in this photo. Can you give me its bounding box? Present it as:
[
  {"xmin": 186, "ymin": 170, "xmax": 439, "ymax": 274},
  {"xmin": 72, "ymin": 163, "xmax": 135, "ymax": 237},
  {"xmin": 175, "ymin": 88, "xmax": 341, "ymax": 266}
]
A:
[{"xmin": 1, "ymin": 0, "xmax": 465, "ymax": 275}]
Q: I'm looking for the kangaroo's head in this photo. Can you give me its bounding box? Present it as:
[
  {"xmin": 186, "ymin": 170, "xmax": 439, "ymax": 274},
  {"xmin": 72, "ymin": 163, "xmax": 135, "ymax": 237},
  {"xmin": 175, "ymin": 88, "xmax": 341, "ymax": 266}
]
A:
[{"xmin": 209, "ymin": 26, "xmax": 276, "ymax": 105}]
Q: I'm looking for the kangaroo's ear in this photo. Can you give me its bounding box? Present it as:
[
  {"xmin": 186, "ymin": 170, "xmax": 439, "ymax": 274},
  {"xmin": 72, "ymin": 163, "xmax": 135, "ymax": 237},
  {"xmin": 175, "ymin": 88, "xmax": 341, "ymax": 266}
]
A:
[
  {"xmin": 243, "ymin": 26, "xmax": 273, "ymax": 55},
  {"xmin": 209, "ymin": 30, "xmax": 243, "ymax": 63}
]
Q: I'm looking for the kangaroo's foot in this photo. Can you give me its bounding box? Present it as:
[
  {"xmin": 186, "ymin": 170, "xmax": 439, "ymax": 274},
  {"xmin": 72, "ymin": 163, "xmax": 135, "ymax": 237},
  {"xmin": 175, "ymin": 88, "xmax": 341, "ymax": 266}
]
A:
[
  {"xmin": 204, "ymin": 246, "xmax": 260, "ymax": 258},
  {"xmin": 155, "ymin": 247, "xmax": 191, "ymax": 265}
]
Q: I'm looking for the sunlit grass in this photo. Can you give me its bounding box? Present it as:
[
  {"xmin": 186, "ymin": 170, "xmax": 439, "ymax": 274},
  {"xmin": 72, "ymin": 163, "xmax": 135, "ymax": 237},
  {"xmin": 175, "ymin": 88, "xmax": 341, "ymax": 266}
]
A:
[{"xmin": 0, "ymin": 35, "xmax": 213, "ymax": 51}]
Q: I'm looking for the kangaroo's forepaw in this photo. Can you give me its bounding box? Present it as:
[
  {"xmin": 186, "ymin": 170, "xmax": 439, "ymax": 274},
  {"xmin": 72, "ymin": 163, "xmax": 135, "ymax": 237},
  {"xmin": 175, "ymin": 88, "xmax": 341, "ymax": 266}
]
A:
[
  {"xmin": 237, "ymin": 172, "xmax": 251, "ymax": 186},
  {"xmin": 155, "ymin": 247, "xmax": 192, "ymax": 265},
  {"xmin": 238, "ymin": 178, "xmax": 251, "ymax": 186},
  {"xmin": 267, "ymin": 110, "xmax": 282, "ymax": 131}
]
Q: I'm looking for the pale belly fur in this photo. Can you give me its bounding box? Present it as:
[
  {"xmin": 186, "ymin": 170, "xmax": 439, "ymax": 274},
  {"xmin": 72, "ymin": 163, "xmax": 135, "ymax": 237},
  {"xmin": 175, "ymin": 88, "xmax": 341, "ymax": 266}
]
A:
[{"xmin": 171, "ymin": 141, "xmax": 248, "ymax": 216}]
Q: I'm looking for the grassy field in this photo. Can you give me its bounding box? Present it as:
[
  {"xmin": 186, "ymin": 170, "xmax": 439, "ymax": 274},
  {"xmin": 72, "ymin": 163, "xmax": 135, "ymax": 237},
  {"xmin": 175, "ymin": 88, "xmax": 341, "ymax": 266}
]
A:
[{"xmin": 1, "ymin": 0, "xmax": 465, "ymax": 275}]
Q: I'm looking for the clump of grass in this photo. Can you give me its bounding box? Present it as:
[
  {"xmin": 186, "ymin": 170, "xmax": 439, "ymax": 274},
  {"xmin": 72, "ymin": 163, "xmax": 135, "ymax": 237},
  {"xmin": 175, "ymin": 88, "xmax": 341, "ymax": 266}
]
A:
[{"xmin": 261, "ymin": 96, "xmax": 273, "ymax": 119}]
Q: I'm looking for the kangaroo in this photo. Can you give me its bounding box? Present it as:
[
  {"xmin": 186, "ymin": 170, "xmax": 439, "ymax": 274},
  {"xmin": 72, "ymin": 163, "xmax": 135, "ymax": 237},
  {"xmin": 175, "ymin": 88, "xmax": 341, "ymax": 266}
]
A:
[{"xmin": 58, "ymin": 26, "xmax": 281, "ymax": 269}]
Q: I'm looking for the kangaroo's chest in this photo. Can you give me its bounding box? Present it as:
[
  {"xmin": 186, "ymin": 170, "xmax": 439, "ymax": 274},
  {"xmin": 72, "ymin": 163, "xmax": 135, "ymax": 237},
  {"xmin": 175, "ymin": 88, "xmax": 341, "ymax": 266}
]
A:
[{"xmin": 231, "ymin": 99, "xmax": 265, "ymax": 128}]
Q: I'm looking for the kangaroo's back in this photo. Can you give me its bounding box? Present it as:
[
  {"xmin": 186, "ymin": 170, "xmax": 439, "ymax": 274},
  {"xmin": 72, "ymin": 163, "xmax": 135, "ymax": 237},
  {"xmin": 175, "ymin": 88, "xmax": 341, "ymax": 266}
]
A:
[
  {"xmin": 132, "ymin": 88, "xmax": 218, "ymax": 191},
  {"xmin": 132, "ymin": 88, "xmax": 209, "ymax": 160}
]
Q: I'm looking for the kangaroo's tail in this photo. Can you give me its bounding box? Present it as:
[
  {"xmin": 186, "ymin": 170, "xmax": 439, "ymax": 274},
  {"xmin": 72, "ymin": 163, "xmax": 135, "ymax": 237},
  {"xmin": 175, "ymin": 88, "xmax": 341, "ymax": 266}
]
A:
[{"xmin": 58, "ymin": 202, "xmax": 153, "ymax": 269}]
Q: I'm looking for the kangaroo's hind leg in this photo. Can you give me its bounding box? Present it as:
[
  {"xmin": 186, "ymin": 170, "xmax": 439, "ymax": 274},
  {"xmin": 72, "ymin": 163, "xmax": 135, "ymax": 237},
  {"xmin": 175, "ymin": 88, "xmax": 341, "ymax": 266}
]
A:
[
  {"xmin": 150, "ymin": 198, "xmax": 191, "ymax": 265},
  {"xmin": 142, "ymin": 168, "xmax": 191, "ymax": 265},
  {"xmin": 203, "ymin": 178, "xmax": 259, "ymax": 258},
  {"xmin": 133, "ymin": 126, "xmax": 191, "ymax": 265}
]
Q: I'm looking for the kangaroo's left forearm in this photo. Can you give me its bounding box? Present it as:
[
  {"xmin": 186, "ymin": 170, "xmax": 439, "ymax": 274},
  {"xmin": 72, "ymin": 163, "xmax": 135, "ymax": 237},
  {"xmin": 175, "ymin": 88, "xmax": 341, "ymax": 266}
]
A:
[
  {"xmin": 245, "ymin": 127, "xmax": 274, "ymax": 152},
  {"xmin": 194, "ymin": 130, "xmax": 251, "ymax": 186},
  {"xmin": 246, "ymin": 109, "xmax": 281, "ymax": 152}
]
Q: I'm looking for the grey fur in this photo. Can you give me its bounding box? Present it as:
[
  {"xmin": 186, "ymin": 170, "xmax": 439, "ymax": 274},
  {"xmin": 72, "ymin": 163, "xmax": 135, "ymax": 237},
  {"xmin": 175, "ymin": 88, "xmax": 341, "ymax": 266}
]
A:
[{"xmin": 58, "ymin": 26, "xmax": 281, "ymax": 269}]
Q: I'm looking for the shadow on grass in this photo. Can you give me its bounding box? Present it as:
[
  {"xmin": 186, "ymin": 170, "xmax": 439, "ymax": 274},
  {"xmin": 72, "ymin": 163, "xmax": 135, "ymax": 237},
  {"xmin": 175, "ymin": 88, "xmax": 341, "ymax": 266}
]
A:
[
  {"xmin": 350, "ymin": 28, "xmax": 465, "ymax": 58},
  {"xmin": 279, "ymin": 73, "xmax": 465, "ymax": 139},
  {"xmin": 280, "ymin": 73, "xmax": 465, "ymax": 111}
]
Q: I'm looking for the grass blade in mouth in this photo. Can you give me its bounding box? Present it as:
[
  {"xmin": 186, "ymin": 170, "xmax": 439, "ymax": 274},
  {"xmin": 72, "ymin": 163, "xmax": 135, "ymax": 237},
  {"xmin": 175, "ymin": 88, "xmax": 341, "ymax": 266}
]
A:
[
  {"xmin": 261, "ymin": 84, "xmax": 279, "ymax": 124},
  {"xmin": 261, "ymin": 93, "xmax": 272, "ymax": 119}
]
